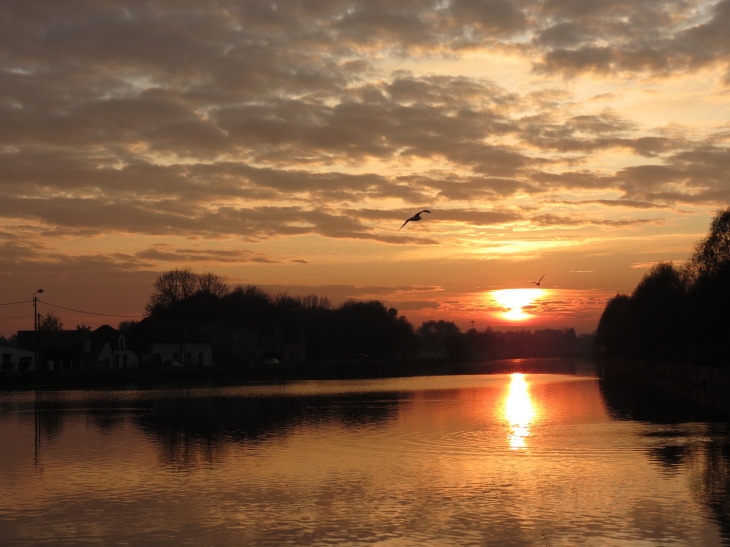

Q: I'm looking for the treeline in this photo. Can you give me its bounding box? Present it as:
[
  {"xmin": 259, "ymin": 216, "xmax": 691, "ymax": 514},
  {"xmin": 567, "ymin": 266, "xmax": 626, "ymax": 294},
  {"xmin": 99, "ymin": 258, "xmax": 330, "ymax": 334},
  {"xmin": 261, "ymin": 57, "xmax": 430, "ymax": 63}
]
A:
[
  {"xmin": 141, "ymin": 271, "xmax": 417, "ymax": 359},
  {"xmin": 139, "ymin": 271, "xmax": 584, "ymax": 361},
  {"xmin": 596, "ymin": 207, "xmax": 730, "ymax": 365},
  {"xmin": 417, "ymin": 320, "xmax": 583, "ymax": 360}
]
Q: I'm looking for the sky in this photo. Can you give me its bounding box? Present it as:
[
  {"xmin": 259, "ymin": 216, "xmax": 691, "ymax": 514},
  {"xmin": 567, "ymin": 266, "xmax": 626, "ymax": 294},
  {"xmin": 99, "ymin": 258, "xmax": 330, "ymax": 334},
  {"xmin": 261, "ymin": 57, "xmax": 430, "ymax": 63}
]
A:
[{"xmin": 2, "ymin": 0, "xmax": 730, "ymax": 336}]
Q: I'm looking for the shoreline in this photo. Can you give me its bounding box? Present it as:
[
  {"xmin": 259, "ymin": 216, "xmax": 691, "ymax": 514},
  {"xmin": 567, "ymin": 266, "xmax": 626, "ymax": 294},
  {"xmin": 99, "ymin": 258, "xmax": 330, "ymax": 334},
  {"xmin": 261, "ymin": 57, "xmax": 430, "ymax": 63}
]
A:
[{"xmin": 0, "ymin": 356, "xmax": 591, "ymax": 390}]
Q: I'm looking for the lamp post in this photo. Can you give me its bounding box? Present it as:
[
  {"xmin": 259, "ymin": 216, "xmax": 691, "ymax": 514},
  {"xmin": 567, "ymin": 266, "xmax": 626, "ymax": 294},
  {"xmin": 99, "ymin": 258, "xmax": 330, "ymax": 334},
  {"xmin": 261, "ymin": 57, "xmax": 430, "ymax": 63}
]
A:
[{"xmin": 33, "ymin": 289, "xmax": 43, "ymax": 371}]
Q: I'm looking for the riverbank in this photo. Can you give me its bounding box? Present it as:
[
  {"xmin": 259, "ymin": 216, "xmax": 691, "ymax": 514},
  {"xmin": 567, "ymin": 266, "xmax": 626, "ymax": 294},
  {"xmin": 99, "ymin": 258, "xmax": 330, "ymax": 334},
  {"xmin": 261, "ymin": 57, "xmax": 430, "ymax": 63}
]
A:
[
  {"xmin": 601, "ymin": 357, "xmax": 730, "ymax": 418},
  {"xmin": 0, "ymin": 357, "xmax": 588, "ymax": 390}
]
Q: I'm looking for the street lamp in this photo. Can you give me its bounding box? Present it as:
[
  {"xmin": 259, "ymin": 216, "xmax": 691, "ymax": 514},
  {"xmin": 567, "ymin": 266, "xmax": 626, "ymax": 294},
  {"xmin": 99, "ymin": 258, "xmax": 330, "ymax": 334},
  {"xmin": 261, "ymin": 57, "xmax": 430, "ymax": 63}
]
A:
[{"xmin": 33, "ymin": 289, "xmax": 43, "ymax": 371}]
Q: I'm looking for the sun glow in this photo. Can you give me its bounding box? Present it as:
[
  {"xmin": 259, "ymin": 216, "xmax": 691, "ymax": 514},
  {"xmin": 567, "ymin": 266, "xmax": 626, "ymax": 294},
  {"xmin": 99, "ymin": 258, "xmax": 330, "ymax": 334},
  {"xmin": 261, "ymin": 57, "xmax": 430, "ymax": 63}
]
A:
[
  {"xmin": 504, "ymin": 373, "xmax": 535, "ymax": 449},
  {"xmin": 490, "ymin": 289, "xmax": 545, "ymax": 321}
]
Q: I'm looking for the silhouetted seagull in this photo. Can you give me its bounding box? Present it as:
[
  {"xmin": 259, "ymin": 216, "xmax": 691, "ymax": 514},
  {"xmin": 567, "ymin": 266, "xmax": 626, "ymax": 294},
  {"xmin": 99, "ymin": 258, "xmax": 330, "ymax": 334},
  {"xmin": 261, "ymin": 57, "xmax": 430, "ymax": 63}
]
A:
[
  {"xmin": 529, "ymin": 274, "xmax": 545, "ymax": 286},
  {"xmin": 399, "ymin": 210, "xmax": 431, "ymax": 230}
]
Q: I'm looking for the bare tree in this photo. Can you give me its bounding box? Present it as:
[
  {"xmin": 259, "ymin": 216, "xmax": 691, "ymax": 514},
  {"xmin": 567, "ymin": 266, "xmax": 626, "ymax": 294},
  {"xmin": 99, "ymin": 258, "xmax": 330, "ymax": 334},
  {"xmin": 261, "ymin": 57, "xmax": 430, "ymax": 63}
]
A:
[
  {"xmin": 146, "ymin": 268, "xmax": 200, "ymax": 314},
  {"xmin": 198, "ymin": 272, "xmax": 229, "ymax": 297},
  {"xmin": 301, "ymin": 294, "xmax": 331, "ymax": 310}
]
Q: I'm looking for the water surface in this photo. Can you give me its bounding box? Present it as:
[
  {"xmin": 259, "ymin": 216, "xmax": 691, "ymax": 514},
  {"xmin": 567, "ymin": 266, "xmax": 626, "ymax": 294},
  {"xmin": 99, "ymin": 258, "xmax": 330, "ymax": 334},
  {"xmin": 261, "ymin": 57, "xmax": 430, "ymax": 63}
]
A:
[{"xmin": 0, "ymin": 365, "xmax": 728, "ymax": 546}]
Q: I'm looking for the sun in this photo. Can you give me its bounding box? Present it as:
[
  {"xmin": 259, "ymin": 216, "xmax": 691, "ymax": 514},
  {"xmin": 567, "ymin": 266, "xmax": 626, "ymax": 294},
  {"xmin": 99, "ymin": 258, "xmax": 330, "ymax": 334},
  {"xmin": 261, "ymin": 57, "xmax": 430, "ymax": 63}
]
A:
[{"xmin": 490, "ymin": 289, "xmax": 545, "ymax": 321}]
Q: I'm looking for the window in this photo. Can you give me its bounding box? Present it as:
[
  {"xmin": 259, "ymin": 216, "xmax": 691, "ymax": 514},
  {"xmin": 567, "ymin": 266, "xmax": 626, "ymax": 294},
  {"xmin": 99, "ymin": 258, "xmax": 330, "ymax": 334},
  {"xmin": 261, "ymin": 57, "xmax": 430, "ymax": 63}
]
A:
[
  {"xmin": 2, "ymin": 354, "xmax": 10, "ymax": 366},
  {"xmin": 122, "ymin": 354, "xmax": 128, "ymax": 368},
  {"xmin": 199, "ymin": 353, "xmax": 204, "ymax": 366}
]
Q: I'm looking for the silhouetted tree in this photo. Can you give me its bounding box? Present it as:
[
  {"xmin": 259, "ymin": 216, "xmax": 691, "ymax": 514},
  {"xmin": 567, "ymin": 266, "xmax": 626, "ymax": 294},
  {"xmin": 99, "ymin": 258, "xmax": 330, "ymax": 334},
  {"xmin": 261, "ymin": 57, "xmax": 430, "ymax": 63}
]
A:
[
  {"xmin": 144, "ymin": 271, "xmax": 419, "ymax": 360},
  {"xmin": 685, "ymin": 207, "xmax": 730, "ymax": 281},
  {"xmin": 198, "ymin": 272, "xmax": 229, "ymax": 298},
  {"xmin": 596, "ymin": 294, "xmax": 631, "ymax": 356},
  {"xmin": 0, "ymin": 334, "xmax": 18, "ymax": 347},
  {"xmin": 629, "ymin": 262, "xmax": 686, "ymax": 359},
  {"xmin": 417, "ymin": 320, "xmax": 461, "ymax": 357},
  {"xmin": 597, "ymin": 207, "xmax": 730, "ymax": 364},
  {"xmin": 38, "ymin": 312, "xmax": 63, "ymax": 331},
  {"xmin": 118, "ymin": 321, "xmax": 136, "ymax": 332},
  {"xmin": 145, "ymin": 268, "xmax": 200, "ymax": 315}
]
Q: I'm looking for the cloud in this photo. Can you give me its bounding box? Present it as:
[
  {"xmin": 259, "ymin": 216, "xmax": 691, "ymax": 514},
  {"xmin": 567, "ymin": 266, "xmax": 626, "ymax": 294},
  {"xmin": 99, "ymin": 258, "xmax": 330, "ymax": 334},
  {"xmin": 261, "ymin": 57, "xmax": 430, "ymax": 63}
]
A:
[
  {"xmin": 531, "ymin": 0, "xmax": 730, "ymax": 80},
  {"xmin": 384, "ymin": 300, "xmax": 441, "ymax": 311},
  {"xmin": 0, "ymin": 2, "xmax": 727, "ymax": 261}
]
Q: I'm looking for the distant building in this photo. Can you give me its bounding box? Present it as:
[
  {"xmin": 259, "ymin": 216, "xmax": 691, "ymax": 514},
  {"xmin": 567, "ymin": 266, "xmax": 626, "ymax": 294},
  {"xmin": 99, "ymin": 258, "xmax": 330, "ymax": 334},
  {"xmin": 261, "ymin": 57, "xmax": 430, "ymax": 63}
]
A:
[
  {"xmin": 89, "ymin": 325, "xmax": 139, "ymax": 369},
  {"xmin": 0, "ymin": 344, "xmax": 35, "ymax": 371},
  {"xmin": 198, "ymin": 320, "xmax": 259, "ymax": 365},
  {"xmin": 258, "ymin": 323, "xmax": 306, "ymax": 363},
  {"xmin": 16, "ymin": 325, "xmax": 140, "ymax": 371},
  {"xmin": 127, "ymin": 318, "xmax": 213, "ymax": 367},
  {"xmin": 17, "ymin": 329, "xmax": 88, "ymax": 371}
]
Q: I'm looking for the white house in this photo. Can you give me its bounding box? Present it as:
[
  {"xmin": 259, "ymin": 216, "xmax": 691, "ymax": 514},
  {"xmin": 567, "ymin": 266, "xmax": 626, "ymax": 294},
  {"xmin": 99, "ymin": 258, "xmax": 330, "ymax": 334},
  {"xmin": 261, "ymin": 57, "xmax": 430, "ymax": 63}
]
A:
[
  {"xmin": 112, "ymin": 332, "xmax": 139, "ymax": 369},
  {"xmin": 0, "ymin": 344, "xmax": 35, "ymax": 371}
]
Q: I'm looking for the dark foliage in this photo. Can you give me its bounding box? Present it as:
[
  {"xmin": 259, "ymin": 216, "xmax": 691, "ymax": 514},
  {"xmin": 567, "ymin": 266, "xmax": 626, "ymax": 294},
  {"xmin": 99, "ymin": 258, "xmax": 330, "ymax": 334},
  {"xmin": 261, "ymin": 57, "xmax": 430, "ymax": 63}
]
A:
[
  {"xmin": 145, "ymin": 272, "xmax": 418, "ymax": 359},
  {"xmin": 425, "ymin": 325, "xmax": 579, "ymax": 360},
  {"xmin": 38, "ymin": 311, "xmax": 64, "ymax": 331},
  {"xmin": 596, "ymin": 206, "xmax": 730, "ymax": 365}
]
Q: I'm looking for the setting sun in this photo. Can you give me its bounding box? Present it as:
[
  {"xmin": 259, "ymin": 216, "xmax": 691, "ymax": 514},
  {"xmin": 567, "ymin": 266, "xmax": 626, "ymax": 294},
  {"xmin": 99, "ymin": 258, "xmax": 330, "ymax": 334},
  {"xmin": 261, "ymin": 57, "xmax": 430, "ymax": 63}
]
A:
[{"xmin": 490, "ymin": 289, "xmax": 546, "ymax": 322}]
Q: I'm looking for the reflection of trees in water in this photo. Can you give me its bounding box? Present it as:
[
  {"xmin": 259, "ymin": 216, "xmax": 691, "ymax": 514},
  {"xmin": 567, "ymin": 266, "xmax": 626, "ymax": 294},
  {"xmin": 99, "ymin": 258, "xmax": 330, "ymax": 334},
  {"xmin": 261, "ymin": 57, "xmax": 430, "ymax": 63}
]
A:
[
  {"xmin": 600, "ymin": 376, "xmax": 730, "ymax": 545},
  {"xmin": 132, "ymin": 393, "xmax": 401, "ymax": 468},
  {"xmin": 11, "ymin": 391, "xmax": 402, "ymax": 468},
  {"xmin": 696, "ymin": 427, "xmax": 730, "ymax": 543}
]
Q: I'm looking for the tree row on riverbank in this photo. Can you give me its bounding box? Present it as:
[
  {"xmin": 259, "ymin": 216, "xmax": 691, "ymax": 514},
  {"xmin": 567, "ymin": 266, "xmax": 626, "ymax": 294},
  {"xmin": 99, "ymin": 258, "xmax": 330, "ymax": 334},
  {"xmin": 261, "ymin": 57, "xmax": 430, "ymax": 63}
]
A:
[
  {"xmin": 596, "ymin": 207, "xmax": 730, "ymax": 366},
  {"xmin": 138, "ymin": 273, "xmax": 584, "ymax": 362}
]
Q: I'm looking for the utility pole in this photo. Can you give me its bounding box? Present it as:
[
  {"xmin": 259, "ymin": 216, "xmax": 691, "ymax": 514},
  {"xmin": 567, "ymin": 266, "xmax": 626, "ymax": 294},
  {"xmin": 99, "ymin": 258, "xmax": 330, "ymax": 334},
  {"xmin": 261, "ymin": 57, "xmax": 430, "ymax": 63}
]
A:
[{"xmin": 33, "ymin": 289, "xmax": 44, "ymax": 371}]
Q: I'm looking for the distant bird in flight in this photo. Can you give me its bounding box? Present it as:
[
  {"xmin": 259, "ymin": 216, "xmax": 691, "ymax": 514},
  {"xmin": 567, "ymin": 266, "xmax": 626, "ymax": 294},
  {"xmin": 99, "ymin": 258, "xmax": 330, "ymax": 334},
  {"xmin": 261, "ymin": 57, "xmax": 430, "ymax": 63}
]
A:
[
  {"xmin": 400, "ymin": 210, "xmax": 431, "ymax": 230},
  {"xmin": 529, "ymin": 274, "xmax": 545, "ymax": 286}
]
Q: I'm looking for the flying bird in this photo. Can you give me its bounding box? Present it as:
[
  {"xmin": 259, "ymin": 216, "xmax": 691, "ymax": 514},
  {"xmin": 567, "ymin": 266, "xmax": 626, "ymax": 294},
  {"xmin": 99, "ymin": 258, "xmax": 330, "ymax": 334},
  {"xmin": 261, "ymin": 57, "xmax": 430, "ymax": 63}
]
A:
[
  {"xmin": 529, "ymin": 274, "xmax": 545, "ymax": 286},
  {"xmin": 400, "ymin": 210, "xmax": 431, "ymax": 230}
]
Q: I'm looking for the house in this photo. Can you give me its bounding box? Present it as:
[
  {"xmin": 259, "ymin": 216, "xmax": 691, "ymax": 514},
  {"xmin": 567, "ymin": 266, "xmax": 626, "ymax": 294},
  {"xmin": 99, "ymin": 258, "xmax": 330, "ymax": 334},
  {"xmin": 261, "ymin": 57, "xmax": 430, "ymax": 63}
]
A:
[
  {"xmin": 0, "ymin": 344, "xmax": 35, "ymax": 371},
  {"xmin": 127, "ymin": 318, "xmax": 213, "ymax": 367},
  {"xmin": 198, "ymin": 320, "xmax": 259, "ymax": 364},
  {"xmin": 15, "ymin": 326, "xmax": 139, "ymax": 371},
  {"xmin": 258, "ymin": 323, "xmax": 306, "ymax": 363},
  {"xmin": 17, "ymin": 329, "xmax": 87, "ymax": 371},
  {"xmin": 89, "ymin": 325, "xmax": 139, "ymax": 369}
]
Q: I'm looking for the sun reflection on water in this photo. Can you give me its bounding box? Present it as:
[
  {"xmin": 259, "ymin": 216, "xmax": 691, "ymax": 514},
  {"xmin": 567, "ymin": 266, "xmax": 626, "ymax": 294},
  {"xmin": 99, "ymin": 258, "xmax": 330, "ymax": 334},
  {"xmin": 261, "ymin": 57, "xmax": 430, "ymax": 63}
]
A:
[{"xmin": 504, "ymin": 373, "xmax": 535, "ymax": 449}]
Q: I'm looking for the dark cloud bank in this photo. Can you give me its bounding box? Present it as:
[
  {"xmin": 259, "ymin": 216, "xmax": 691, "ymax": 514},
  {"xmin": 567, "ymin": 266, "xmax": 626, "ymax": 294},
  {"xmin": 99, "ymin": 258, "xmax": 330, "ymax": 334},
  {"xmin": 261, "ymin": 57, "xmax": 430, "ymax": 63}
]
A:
[{"xmin": 1, "ymin": 0, "xmax": 728, "ymax": 247}]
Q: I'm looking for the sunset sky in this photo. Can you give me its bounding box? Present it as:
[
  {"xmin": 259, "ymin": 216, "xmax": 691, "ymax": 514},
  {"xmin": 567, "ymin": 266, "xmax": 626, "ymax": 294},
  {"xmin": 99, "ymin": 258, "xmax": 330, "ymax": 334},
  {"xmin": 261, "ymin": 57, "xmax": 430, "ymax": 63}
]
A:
[{"xmin": 2, "ymin": 0, "xmax": 730, "ymax": 335}]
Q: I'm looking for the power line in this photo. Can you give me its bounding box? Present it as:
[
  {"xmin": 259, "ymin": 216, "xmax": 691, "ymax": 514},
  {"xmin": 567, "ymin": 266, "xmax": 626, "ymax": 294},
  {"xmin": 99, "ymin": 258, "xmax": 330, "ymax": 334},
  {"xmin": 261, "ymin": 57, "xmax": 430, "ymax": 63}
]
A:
[
  {"xmin": 0, "ymin": 315, "xmax": 34, "ymax": 319},
  {"xmin": 37, "ymin": 299, "xmax": 145, "ymax": 318},
  {"xmin": 0, "ymin": 300, "xmax": 32, "ymax": 306}
]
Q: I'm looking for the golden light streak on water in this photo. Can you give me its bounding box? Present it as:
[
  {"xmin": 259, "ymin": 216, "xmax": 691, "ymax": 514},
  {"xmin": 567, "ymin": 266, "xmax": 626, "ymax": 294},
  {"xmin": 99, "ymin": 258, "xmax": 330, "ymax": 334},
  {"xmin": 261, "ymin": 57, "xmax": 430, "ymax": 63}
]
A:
[{"xmin": 504, "ymin": 373, "xmax": 535, "ymax": 449}]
